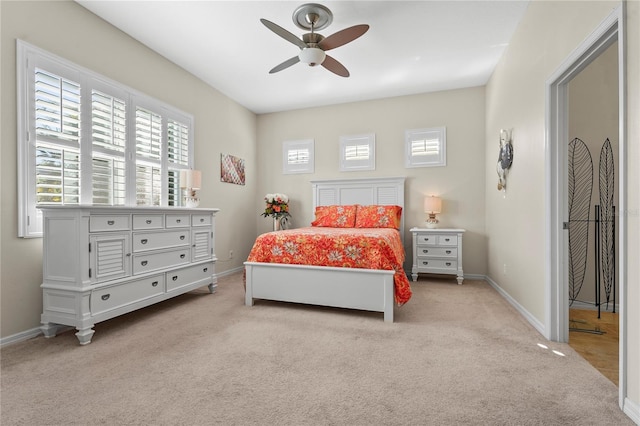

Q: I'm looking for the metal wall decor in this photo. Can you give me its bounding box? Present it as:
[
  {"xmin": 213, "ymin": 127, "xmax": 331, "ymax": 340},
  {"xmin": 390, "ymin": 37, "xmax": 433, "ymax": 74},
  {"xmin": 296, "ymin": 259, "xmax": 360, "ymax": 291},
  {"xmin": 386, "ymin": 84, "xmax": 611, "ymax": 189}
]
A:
[
  {"xmin": 567, "ymin": 137, "xmax": 617, "ymax": 326},
  {"xmin": 496, "ymin": 128, "xmax": 513, "ymax": 191}
]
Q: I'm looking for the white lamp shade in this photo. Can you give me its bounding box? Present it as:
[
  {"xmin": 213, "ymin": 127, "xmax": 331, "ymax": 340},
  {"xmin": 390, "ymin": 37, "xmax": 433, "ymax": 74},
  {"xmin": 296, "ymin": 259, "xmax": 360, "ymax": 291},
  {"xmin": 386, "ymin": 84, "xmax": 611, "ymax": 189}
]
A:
[
  {"xmin": 424, "ymin": 196, "xmax": 442, "ymax": 214},
  {"xmin": 180, "ymin": 170, "xmax": 202, "ymax": 190},
  {"xmin": 299, "ymin": 47, "xmax": 326, "ymax": 66}
]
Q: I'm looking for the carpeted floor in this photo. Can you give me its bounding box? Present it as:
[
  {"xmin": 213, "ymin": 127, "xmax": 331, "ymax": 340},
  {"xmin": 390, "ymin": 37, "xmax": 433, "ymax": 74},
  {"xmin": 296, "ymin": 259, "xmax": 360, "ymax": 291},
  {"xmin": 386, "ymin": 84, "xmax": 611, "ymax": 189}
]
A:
[{"xmin": 0, "ymin": 272, "xmax": 632, "ymax": 425}]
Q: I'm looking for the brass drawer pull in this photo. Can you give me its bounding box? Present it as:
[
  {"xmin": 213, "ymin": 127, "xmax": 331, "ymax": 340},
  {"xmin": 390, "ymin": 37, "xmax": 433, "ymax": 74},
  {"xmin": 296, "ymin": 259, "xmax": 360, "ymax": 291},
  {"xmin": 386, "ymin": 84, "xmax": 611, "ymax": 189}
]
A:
[
  {"xmin": 141, "ymin": 239, "xmax": 148, "ymax": 244},
  {"xmin": 151, "ymin": 281, "xmax": 158, "ymax": 287},
  {"xmin": 107, "ymin": 220, "xmax": 115, "ymax": 225},
  {"xmin": 101, "ymin": 294, "xmax": 110, "ymax": 301},
  {"xmin": 141, "ymin": 260, "xmax": 148, "ymax": 266}
]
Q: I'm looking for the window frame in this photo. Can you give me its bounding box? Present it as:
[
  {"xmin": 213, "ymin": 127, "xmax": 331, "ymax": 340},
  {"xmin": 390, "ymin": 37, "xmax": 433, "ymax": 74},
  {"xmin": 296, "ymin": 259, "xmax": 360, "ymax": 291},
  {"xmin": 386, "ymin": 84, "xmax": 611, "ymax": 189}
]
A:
[
  {"xmin": 282, "ymin": 139, "xmax": 314, "ymax": 175},
  {"xmin": 404, "ymin": 127, "xmax": 447, "ymax": 168},
  {"xmin": 17, "ymin": 40, "xmax": 194, "ymax": 238},
  {"xmin": 339, "ymin": 133, "xmax": 376, "ymax": 172}
]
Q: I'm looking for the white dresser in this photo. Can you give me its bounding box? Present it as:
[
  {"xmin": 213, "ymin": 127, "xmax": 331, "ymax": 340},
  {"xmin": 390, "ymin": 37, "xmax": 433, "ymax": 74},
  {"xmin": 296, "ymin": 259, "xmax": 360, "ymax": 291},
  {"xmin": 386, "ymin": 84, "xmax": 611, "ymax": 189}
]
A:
[
  {"xmin": 39, "ymin": 206, "xmax": 219, "ymax": 345},
  {"xmin": 410, "ymin": 228, "xmax": 465, "ymax": 284}
]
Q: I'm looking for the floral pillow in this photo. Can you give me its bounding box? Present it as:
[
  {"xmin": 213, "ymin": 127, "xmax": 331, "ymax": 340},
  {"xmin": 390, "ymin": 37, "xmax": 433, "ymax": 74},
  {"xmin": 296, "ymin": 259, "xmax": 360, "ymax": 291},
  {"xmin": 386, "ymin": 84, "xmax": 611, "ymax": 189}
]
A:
[
  {"xmin": 354, "ymin": 205, "xmax": 403, "ymax": 229},
  {"xmin": 311, "ymin": 205, "xmax": 357, "ymax": 228}
]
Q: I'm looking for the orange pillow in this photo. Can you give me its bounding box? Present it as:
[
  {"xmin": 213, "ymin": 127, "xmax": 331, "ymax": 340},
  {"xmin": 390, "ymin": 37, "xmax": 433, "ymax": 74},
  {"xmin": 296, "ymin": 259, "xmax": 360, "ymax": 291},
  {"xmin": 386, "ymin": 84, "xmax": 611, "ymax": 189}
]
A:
[
  {"xmin": 354, "ymin": 205, "xmax": 402, "ymax": 229},
  {"xmin": 311, "ymin": 205, "xmax": 357, "ymax": 227}
]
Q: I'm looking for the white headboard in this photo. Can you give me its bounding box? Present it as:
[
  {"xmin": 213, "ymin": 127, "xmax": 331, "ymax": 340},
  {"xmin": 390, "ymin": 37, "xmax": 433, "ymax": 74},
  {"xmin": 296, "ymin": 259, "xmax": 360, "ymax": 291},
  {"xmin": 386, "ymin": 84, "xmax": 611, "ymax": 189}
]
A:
[{"xmin": 310, "ymin": 177, "xmax": 406, "ymax": 242}]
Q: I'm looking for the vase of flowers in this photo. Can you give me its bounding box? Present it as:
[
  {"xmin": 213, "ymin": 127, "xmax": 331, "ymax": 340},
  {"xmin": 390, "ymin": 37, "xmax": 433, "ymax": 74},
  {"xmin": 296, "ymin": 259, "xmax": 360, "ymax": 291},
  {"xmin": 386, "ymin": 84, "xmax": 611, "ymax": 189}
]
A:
[{"xmin": 261, "ymin": 193, "xmax": 291, "ymax": 231}]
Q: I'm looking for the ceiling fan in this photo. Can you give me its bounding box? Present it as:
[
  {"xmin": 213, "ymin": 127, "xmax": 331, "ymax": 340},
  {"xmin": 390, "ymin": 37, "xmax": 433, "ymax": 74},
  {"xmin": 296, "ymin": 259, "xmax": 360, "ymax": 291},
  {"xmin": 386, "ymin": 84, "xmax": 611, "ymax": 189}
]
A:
[{"xmin": 260, "ymin": 3, "xmax": 369, "ymax": 77}]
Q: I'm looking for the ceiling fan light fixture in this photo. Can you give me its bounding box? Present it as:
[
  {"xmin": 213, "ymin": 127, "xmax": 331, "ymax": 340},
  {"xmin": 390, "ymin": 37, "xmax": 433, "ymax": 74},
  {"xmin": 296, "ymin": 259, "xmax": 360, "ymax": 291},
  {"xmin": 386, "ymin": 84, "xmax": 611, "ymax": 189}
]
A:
[{"xmin": 299, "ymin": 47, "xmax": 326, "ymax": 66}]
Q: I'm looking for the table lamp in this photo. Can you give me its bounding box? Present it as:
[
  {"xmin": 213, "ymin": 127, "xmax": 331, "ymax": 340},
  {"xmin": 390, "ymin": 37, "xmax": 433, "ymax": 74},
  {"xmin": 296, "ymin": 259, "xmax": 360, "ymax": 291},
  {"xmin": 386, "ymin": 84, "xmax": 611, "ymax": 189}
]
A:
[
  {"xmin": 180, "ymin": 169, "xmax": 201, "ymax": 208},
  {"xmin": 424, "ymin": 195, "xmax": 442, "ymax": 228}
]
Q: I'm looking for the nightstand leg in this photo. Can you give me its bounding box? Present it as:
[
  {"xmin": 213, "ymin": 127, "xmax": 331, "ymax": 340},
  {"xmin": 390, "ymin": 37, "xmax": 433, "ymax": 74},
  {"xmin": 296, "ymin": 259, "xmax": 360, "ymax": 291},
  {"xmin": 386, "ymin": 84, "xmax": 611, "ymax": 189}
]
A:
[{"xmin": 457, "ymin": 274, "xmax": 464, "ymax": 285}]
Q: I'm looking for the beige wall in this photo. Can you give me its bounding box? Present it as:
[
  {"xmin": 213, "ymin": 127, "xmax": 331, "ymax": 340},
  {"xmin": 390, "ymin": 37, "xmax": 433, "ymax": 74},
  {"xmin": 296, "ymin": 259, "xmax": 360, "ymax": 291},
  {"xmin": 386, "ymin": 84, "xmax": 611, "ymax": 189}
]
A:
[
  {"xmin": 256, "ymin": 87, "xmax": 487, "ymax": 275},
  {"xmin": 568, "ymin": 42, "xmax": 619, "ymax": 307},
  {"xmin": 486, "ymin": 0, "xmax": 638, "ymax": 412},
  {"xmin": 0, "ymin": 1, "xmax": 257, "ymax": 337}
]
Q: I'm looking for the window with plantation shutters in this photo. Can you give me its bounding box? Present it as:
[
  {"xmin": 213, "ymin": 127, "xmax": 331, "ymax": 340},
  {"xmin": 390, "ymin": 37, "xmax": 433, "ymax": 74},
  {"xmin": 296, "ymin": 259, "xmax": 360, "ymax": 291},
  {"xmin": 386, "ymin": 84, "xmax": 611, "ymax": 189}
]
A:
[
  {"xmin": 404, "ymin": 127, "xmax": 446, "ymax": 168},
  {"xmin": 282, "ymin": 139, "xmax": 314, "ymax": 174},
  {"xmin": 339, "ymin": 133, "xmax": 375, "ymax": 172},
  {"xmin": 17, "ymin": 40, "xmax": 194, "ymax": 237}
]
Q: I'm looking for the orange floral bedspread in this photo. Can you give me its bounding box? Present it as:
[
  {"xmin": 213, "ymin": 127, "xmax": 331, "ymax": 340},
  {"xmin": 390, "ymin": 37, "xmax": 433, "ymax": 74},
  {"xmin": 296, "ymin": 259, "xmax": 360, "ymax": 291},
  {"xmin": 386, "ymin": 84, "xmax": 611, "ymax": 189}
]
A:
[{"xmin": 246, "ymin": 227, "xmax": 412, "ymax": 305}]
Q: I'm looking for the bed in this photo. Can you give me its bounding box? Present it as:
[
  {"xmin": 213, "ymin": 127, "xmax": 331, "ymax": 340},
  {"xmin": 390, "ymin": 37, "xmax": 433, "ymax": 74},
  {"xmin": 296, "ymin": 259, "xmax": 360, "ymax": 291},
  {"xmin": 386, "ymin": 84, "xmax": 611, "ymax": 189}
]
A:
[{"xmin": 244, "ymin": 177, "xmax": 410, "ymax": 322}]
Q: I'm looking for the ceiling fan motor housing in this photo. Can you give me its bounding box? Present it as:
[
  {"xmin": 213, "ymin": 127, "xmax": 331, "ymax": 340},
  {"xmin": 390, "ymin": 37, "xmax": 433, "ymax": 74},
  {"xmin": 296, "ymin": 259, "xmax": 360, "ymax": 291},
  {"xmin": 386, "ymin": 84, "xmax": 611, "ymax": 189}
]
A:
[{"xmin": 299, "ymin": 47, "xmax": 326, "ymax": 66}]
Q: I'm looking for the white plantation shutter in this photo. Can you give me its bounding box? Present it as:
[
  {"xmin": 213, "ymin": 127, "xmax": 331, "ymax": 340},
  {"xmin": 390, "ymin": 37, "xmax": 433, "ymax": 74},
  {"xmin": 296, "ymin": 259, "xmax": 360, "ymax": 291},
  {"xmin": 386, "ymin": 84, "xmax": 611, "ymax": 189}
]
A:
[
  {"xmin": 91, "ymin": 90, "xmax": 126, "ymax": 205},
  {"xmin": 405, "ymin": 127, "xmax": 446, "ymax": 168},
  {"xmin": 339, "ymin": 134, "xmax": 375, "ymax": 171},
  {"xmin": 18, "ymin": 41, "xmax": 195, "ymax": 237},
  {"xmin": 282, "ymin": 139, "xmax": 314, "ymax": 174},
  {"xmin": 35, "ymin": 69, "xmax": 81, "ymax": 144}
]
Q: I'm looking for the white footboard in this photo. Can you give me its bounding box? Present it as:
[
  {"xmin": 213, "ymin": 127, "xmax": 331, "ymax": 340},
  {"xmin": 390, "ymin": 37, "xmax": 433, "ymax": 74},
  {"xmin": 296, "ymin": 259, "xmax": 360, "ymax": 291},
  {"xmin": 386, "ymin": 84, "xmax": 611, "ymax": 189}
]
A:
[{"xmin": 244, "ymin": 262, "xmax": 395, "ymax": 322}]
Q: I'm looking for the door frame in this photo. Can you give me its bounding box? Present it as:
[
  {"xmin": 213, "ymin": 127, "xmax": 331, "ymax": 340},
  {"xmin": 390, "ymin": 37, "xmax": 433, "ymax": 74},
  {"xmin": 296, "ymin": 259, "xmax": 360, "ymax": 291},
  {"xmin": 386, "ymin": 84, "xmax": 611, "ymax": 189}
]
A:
[{"xmin": 544, "ymin": 4, "xmax": 626, "ymax": 406}]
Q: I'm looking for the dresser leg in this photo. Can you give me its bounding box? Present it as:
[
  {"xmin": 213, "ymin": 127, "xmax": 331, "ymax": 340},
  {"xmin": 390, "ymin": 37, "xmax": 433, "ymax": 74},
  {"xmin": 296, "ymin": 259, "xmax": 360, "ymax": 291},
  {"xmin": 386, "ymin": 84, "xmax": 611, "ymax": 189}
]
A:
[
  {"xmin": 457, "ymin": 274, "xmax": 464, "ymax": 285},
  {"xmin": 208, "ymin": 283, "xmax": 217, "ymax": 293},
  {"xmin": 75, "ymin": 327, "xmax": 95, "ymax": 345},
  {"xmin": 411, "ymin": 271, "xmax": 418, "ymax": 282}
]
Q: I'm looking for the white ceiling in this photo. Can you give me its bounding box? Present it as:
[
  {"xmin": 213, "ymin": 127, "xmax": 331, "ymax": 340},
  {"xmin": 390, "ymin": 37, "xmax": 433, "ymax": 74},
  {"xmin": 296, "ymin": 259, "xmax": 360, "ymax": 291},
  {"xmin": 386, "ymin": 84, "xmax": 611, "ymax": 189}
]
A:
[{"xmin": 76, "ymin": 1, "xmax": 530, "ymax": 114}]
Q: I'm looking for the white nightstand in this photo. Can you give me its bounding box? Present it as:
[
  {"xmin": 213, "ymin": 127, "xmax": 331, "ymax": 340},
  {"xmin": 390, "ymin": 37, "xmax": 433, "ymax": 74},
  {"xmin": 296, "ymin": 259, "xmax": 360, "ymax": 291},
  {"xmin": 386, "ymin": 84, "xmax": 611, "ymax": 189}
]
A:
[{"xmin": 410, "ymin": 228, "xmax": 465, "ymax": 284}]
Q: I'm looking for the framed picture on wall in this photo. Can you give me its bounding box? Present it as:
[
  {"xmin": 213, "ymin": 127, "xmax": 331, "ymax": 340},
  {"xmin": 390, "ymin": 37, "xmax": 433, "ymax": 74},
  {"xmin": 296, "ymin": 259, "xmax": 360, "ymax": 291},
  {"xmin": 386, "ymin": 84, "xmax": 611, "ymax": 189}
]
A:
[{"xmin": 220, "ymin": 153, "xmax": 245, "ymax": 185}]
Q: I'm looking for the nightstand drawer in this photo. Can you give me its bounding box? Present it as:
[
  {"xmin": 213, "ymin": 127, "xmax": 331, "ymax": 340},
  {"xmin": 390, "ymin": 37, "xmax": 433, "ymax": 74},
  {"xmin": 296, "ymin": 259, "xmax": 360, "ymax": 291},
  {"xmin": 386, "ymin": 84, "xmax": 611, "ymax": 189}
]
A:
[
  {"xmin": 416, "ymin": 235, "xmax": 437, "ymax": 245},
  {"xmin": 416, "ymin": 247, "xmax": 457, "ymax": 258},
  {"xmin": 437, "ymin": 235, "xmax": 457, "ymax": 245},
  {"xmin": 416, "ymin": 259, "xmax": 457, "ymax": 270}
]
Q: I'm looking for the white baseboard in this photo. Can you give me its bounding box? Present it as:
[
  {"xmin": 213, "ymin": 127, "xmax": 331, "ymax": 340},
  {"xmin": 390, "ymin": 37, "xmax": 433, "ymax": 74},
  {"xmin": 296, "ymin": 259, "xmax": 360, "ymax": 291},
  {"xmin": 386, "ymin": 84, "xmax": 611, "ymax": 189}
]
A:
[
  {"xmin": 484, "ymin": 274, "xmax": 546, "ymax": 337},
  {"xmin": 624, "ymin": 397, "xmax": 640, "ymax": 425},
  {"xmin": 216, "ymin": 266, "xmax": 244, "ymax": 278},
  {"xmin": 0, "ymin": 327, "xmax": 42, "ymax": 347}
]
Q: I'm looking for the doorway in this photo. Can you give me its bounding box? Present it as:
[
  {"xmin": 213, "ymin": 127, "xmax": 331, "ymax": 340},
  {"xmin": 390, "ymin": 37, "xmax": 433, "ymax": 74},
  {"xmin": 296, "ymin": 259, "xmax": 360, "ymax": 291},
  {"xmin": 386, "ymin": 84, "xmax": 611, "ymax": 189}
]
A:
[{"xmin": 545, "ymin": 5, "xmax": 626, "ymax": 406}]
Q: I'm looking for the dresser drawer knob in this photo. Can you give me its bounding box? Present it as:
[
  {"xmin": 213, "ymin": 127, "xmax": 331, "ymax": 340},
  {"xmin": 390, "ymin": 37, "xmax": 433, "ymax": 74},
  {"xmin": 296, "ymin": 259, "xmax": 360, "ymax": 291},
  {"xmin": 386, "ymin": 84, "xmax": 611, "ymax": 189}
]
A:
[
  {"xmin": 180, "ymin": 235, "xmax": 185, "ymax": 240},
  {"xmin": 146, "ymin": 219, "xmax": 152, "ymax": 224},
  {"xmin": 151, "ymin": 281, "xmax": 158, "ymax": 287},
  {"xmin": 446, "ymin": 262, "xmax": 452, "ymax": 266},
  {"xmin": 200, "ymin": 218, "xmax": 205, "ymax": 223},
  {"xmin": 141, "ymin": 260, "xmax": 148, "ymax": 266},
  {"xmin": 203, "ymin": 267, "xmax": 208, "ymax": 272},
  {"xmin": 422, "ymin": 261, "xmax": 428, "ymax": 265},
  {"xmin": 422, "ymin": 249, "xmax": 429, "ymax": 254},
  {"xmin": 176, "ymin": 219, "xmax": 181, "ymax": 223},
  {"xmin": 141, "ymin": 239, "xmax": 148, "ymax": 244},
  {"xmin": 446, "ymin": 250, "xmax": 451, "ymax": 254},
  {"xmin": 180, "ymin": 254, "xmax": 186, "ymax": 259},
  {"xmin": 445, "ymin": 238, "xmax": 451, "ymax": 242},
  {"xmin": 172, "ymin": 276, "xmax": 178, "ymax": 281},
  {"xmin": 101, "ymin": 294, "xmax": 110, "ymax": 301},
  {"xmin": 107, "ymin": 220, "xmax": 114, "ymax": 225}
]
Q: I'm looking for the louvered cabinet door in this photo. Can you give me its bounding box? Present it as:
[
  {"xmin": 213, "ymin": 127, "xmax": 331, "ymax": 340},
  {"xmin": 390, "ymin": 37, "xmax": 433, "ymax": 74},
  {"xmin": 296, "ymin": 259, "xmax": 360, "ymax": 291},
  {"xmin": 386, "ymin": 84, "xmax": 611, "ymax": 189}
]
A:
[
  {"xmin": 89, "ymin": 233, "xmax": 131, "ymax": 283},
  {"xmin": 191, "ymin": 228, "xmax": 212, "ymax": 262}
]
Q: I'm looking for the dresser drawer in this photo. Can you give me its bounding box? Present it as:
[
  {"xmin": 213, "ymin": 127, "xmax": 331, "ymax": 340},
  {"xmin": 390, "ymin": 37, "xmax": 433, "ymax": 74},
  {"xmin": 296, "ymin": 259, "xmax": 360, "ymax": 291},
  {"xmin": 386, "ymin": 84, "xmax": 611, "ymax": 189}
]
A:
[
  {"xmin": 416, "ymin": 247, "xmax": 457, "ymax": 258},
  {"xmin": 132, "ymin": 230, "xmax": 190, "ymax": 252},
  {"xmin": 166, "ymin": 214, "xmax": 190, "ymax": 228},
  {"xmin": 89, "ymin": 215, "xmax": 130, "ymax": 232},
  {"xmin": 416, "ymin": 259, "xmax": 457, "ymax": 271},
  {"xmin": 91, "ymin": 275, "xmax": 164, "ymax": 315},
  {"xmin": 437, "ymin": 235, "xmax": 458, "ymax": 246},
  {"xmin": 166, "ymin": 262, "xmax": 214, "ymax": 292},
  {"xmin": 133, "ymin": 214, "xmax": 164, "ymax": 230},
  {"xmin": 192, "ymin": 214, "xmax": 212, "ymax": 226},
  {"xmin": 133, "ymin": 247, "xmax": 190, "ymax": 275},
  {"xmin": 416, "ymin": 235, "xmax": 437, "ymax": 245}
]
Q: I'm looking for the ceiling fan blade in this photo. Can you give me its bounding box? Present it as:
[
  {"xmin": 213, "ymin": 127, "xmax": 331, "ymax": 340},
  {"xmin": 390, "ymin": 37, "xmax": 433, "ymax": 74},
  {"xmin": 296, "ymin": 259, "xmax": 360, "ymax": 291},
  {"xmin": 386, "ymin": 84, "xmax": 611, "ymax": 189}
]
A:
[
  {"xmin": 318, "ymin": 24, "xmax": 369, "ymax": 51},
  {"xmin": 322, "ymin": 55, "xmax": 349, "ymax": 77},
  {"xmin": 269, "ymin": 56, "xmax": 301, "ymax": 74},
  {"xmin": 260, "ymin": 19, "xmax": 306, "ymax": 49}
]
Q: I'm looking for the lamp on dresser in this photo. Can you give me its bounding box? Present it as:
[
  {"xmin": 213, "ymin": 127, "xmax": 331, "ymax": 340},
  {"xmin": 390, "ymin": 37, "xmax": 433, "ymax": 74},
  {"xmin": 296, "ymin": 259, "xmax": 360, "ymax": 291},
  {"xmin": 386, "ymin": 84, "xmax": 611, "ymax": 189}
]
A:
[
  {"xmin": 423, "ymin": 195, "xmax": 442, "ymax": 228},
  {"xmin": 180, "ymin": 169, "xmax": 202, "ymax": 207}
]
